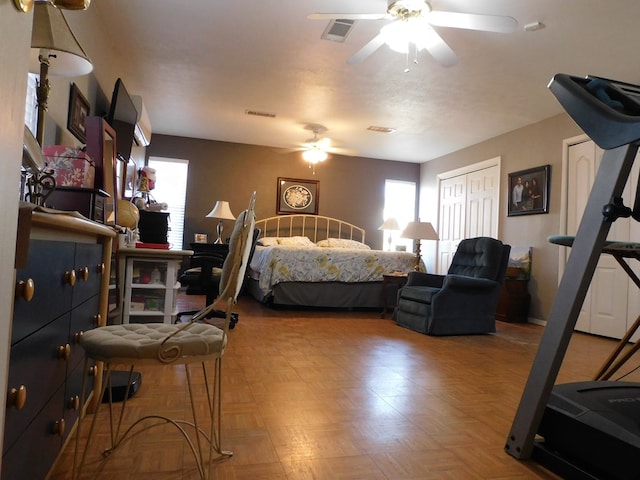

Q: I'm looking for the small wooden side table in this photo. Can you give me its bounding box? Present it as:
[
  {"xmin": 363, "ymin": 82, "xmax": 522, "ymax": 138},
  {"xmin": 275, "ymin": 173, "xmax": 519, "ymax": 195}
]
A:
[{"xmin": 381, "ymin": 272, "xmax": 408, "ymax": 318}]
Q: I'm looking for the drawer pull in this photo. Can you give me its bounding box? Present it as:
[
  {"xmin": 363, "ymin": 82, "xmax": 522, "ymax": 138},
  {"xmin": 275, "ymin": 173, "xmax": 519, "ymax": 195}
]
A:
[
  {"xmin": 53, "ymin": 418, "xmax": 65, "ymax": 436},
  {"xmin": 97, "ymin": 263, "xmax": 106, "ymax": 275},
  {"xmin": 94, "ymin": 313, "xmax": 102, "ymax": 326},
  {"xmin": 16, "ymin": 278, "xmax": 35, "ymax": 302},
  {"xmin": 73, "ymin": 331, "xmax": 83, "ymax": 343},
  {"xmin": 7, "ymin": 386, "xmax": 27, "ymax": 410},
  {"xmin": 68, "ymin": 395, "xmax": 80, "ymax": 411},
  {"xmin": 58, "ymin": 344, "xmax": 71, "ymax": 360},
  {"xmin": 79, "ymin": 266, "xmax": 90, "ymax": 281},
  {"xmin": 65, "ymin": 269, "xmax": 77, "ymax": 287},
  {"xmin": 88, "ymin": 366, "xmax": 97, "ymax": 377}
]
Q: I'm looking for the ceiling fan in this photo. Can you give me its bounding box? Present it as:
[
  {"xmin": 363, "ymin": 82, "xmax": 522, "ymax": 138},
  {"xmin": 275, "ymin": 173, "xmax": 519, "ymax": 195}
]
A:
[
  {"xmin": 308, "ymin": 0, "xmax": 517, "ymax": 69},
  {"xmin": 283, "ymin": 124, "xmax": 353, "ymax": 173}
]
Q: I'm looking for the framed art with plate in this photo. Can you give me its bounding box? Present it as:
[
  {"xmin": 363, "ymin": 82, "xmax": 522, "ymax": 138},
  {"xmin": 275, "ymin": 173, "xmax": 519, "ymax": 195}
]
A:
[{"xmin": 277, "ymin": 177, "xmax": 319, "ymax": 215}]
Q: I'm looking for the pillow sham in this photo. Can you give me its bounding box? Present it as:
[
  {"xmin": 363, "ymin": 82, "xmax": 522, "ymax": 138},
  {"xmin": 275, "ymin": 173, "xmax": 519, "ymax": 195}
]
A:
[
  {"xmin": 276, "ymin": 236, "xmax": 315, "ymax": 247},
  {"xmin": 257, "ymin": 236, "xmax": 279, "ymax": 247},
  {"xmin": 317, "ymin": 238, "xmax": 370, "ymax": 250}
]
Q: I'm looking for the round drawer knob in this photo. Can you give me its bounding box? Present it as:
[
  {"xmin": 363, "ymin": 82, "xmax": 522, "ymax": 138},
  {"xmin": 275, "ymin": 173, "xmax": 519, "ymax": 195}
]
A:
[
  {"xmin": 93, "ymin": 313, "xmax": 102, "ymax": 326},
  {"xmin": 68, "ymin": 395, "xmax": 80, "ymax": 411},
  {"xmin": 58, "ymin": 344, "xmax": 71, "ymax": 360},
  {"xmin": 16, "ymin": 278, "xmax": 35, "ymax": 302},
  {"xmin": 79, "ymin": 266, "xmax": 90, "ymax": 281},
  {"xmin": 65, "ymin": 270, "xmax": 77, "ymax": 287},
  {"xmin": 97, "ymin": 263, "xmax": 106, "ymax": 275},
  {"xmin": 8, "ymin": 385, "xmax": 27, "ymax": 410},
  {"xmin": 53, "ymin": 418, "xmax": 66, "ymax": 436},
  {"xmin": 88, "ymin": 366, "xmax": 97, "ymax": 377},
  {"xmin": 73, "ymin": 331, "xmax": 83, "ymax": 344}
]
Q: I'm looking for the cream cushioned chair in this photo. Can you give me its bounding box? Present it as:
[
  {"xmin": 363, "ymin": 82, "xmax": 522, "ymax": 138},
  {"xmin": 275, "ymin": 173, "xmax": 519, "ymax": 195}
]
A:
[{"xmin": 73, "ymin": 193, "xmax": 256, "ymax": 480}]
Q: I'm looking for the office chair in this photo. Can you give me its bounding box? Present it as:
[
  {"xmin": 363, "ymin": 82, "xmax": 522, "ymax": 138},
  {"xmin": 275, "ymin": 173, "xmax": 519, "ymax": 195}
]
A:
[
  {"xmin": 176, "ymin": 226, "xmax": 260, "ymax": 328},
  {"xmin": 73, "ymin": 192, "xmax": 256, "ymax": 480}
]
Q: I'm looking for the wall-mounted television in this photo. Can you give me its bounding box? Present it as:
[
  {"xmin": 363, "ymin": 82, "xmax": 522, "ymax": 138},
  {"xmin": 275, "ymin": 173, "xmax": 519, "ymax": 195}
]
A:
[{"xmin": 106, "ymin": 78, "xmax": 138, "ymax": 162}]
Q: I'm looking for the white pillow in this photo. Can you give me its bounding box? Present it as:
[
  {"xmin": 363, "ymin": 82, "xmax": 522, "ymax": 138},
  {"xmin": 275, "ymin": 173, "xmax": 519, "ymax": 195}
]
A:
[
  {"xmin": 276, "ymin": 236, "xmax": 315, "ymax": 247},
  {"xmin": 257, "ymin": 236, "xmax": 278, "ymax": 247},
  {"xmin": 318, "ymin": 238, "xmax": 370, "ymax": 249}
]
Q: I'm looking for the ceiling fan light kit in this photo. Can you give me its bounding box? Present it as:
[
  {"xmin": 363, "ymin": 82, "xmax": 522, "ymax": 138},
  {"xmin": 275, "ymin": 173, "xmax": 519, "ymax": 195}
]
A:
[{"xmin": 309, "ymin": 0, "xmax": 517, "ymax": 69}]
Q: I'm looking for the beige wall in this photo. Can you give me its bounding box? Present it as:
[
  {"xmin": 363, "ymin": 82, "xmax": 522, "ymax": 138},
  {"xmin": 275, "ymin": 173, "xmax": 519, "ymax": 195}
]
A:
[
  {"xmin": 420, "ymin": 114, "xmax": 583, "ymax": 321},
  {"xmin": 147, "ymin": 135, "xmax": 420, "ymax": 250}
]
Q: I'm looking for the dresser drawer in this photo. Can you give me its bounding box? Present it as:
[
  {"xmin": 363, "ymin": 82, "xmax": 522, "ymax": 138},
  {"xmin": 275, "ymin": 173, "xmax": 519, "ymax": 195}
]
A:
[
  {"xmin": 12, "ymin": 240, "xmax": 75, "ymax": 345},
  {"xmin": 3, "ymin": 314, "xmax": 70, "ymax": 454},
  {"xmin": 72, "ymin": 243, "xmax": 105, "ymax": 308},
  {"xmin": 1, "ymin": 383, "xmax": 65, "ymax": 480},
  {"xmin": 63, "ymin": 358, "xmax": 96, "ymax": 445},
  {"xmin": 69, "ymin": 294, "xmax": 100, "ymax": 373}
]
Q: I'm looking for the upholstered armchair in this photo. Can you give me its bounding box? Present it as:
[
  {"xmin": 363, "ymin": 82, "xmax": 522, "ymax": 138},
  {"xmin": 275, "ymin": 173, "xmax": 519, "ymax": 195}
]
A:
[{"xmin": 395, "ymin": 237, "xmax": 511, "ymax": 336}]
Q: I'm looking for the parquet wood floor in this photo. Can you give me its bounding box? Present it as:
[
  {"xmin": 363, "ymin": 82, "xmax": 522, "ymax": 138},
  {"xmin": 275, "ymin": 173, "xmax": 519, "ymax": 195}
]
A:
[{"xmin": 48, "ymin": 292, "xmax": 640, "ymax": 479}]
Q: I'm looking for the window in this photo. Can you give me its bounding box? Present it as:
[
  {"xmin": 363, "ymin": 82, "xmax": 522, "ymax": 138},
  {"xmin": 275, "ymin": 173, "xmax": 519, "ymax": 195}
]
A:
[
  {"xmin": 24, "ymin": 73, "xmax": 38, "ymax": 136},
  {"xmin": 147, "ymin": 157, "xmax": 189, "ymax": 250},
  {"xmin": 383, "ymin": 179, "xmax": 416, "ymax": 252}
]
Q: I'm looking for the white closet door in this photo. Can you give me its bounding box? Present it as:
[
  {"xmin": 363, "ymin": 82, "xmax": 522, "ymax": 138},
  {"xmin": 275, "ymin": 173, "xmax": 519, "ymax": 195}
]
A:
[
  {"xmin": 466, "ymin": 165, "xmax": 500, "ymax": 239},
  {"xmin": 438, "ymin": 175, "xmax": 466, "ymax": 274}
]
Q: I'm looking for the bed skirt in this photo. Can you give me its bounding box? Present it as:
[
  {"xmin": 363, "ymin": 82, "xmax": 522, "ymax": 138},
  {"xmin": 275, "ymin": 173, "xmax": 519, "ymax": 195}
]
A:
[{"xmin": 246, "ymin": 279, "xmax": 384, "ymax": 309}]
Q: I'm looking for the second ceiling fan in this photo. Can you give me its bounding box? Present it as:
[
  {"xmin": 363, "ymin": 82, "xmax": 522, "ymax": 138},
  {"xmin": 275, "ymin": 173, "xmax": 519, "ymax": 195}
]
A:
[{"xmin": 309, "ymin": 0, "xmax": 517, "ymax": 69}]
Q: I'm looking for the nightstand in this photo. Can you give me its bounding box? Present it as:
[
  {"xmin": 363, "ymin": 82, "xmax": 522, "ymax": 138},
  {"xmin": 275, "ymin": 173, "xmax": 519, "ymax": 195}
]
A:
[{"xmin": 381, "ymin": 272, "xmax": 408, "ymax": 318}]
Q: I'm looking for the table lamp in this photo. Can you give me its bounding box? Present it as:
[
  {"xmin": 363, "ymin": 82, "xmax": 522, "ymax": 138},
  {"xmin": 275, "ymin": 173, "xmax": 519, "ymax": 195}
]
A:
[
  {"xmin": 206, "ymin": 201, "xmax": 235, "ymax": 244},
  {"xmin": 401, "ymin": 220, "xmax": 439, "ymax": 271},
  {"xmin": 378, "ymin": 217, "xmax": 400, "ymax": 251},
  {"xmin": 31, "ymin": 0, "xmax": 93, "ymax": 146}
]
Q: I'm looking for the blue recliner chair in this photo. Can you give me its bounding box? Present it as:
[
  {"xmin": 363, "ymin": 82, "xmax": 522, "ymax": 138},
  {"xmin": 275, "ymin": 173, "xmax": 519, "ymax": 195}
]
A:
[{"xmin": 395, "ymin": 237, "xmax": 511, "ymax": 336}]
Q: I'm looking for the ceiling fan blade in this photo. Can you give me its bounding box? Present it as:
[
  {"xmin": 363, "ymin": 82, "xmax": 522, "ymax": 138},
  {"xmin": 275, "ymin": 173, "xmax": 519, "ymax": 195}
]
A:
[
  {"xmin": 428, "ymin": 11, "xmax": 517, "ymax": 33},
  {"xmin": 308, "ymin": 13, "xmax": 391, "ymax": 21},
  {"xmin": 421, "ymin": 28, "xmax": 458, "ymax": 67},
  {"xmin": 347, "ymin": 33, "xmax": 386, "ymax": 64}
]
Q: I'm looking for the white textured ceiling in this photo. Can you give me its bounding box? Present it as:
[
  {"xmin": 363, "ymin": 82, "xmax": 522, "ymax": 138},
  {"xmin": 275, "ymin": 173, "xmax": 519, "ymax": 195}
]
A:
[{"xmin": 91, "ymin": 0, "xmax": 640, "ymax": 163}]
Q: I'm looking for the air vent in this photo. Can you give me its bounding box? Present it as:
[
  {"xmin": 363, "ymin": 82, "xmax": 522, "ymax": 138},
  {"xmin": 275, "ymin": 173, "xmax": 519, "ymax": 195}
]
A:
[
  {"xmin": 367, "ymin": 125, "xmax": 397, "ymax": 134},
  {"xmin": 245, "ymin": 109, "xmax": 276, "ymax": 118},
  {"xmin": 321, "ymin": 19, "xmax": 356, "ymax": 42}
]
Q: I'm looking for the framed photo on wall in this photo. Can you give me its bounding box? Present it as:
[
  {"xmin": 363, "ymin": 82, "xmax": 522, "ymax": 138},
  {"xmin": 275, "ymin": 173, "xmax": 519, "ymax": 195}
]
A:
[
  {"xmin": 67, "ymin": 83, "xmax": 90, "ymax": 143},
  {"xmin": 508, "ymin": 164, "xmax": 550, "ymax": 216},
  {"xmin": 277, "ymin": 177, "xmax": 319, "ymax": 215}
]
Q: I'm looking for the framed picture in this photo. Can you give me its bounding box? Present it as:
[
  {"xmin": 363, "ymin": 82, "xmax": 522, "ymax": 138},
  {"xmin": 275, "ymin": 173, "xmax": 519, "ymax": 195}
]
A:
[
  {"xmin": 277, "ymin": 177, "xmax": 319, "ymax": 215},
  {"xmin": 508, "ymin": 164, "xmax": 550, "ymax": 216},
  {"xmin": 67, "ymin": 83, "xmax": 90, "ymax": 143}
]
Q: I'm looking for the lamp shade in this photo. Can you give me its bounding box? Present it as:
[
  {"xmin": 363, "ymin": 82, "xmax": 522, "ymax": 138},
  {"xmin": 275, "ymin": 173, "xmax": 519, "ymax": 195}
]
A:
[
  {"xmin": 378, "ymin": 217, "xmax": 400, "ymax": 231},
  {"xmin": 206, "ymin": 201, "xmax": 235, "ymax": 220},
  {"xmin": 30, "ymin": 1, "xmax": 93, "ymax": 76},
  {"xmin": 302, "ymin": 146, "xmax": 328, "ymax": 164},
  {"xmin": 401, "ymin": 221, "xmax": 439, "ymax": 240}
]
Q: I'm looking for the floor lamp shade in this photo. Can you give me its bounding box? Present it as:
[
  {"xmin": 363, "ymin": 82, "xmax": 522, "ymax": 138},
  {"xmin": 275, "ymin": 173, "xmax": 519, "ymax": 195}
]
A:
[{"xmin": 30, "ymin": 1, "xmax": 93, "ymax": 76}]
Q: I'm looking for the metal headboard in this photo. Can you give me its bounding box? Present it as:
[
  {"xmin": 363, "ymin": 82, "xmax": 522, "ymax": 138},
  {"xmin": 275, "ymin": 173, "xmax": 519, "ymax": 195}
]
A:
[{"xmin": 255, "ymin": 215, "xmax": 365, "ymax": 243}]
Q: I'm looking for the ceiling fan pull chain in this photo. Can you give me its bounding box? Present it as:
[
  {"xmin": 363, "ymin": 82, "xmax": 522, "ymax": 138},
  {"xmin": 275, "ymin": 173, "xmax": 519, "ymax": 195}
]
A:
[
  {"xmin": 414, "ymin": 44, "xmax": 419, "ymax": 65},
  {"xmin": 404, "ymin": 50, "xmax": 410, "ymax": 73}
]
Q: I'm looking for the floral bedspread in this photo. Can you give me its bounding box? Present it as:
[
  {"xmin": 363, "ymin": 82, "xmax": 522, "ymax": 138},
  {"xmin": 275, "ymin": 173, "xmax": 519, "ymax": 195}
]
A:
[{"xmin": 249, "ymin": 245, "xmax": 418, "ymax": 297}]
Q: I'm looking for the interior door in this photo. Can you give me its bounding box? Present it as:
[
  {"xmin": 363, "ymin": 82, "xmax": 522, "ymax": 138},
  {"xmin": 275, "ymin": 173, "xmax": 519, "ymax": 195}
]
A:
[{"xmin": 566, "ymin": 139, "xmax": 629, "ymax": 338}]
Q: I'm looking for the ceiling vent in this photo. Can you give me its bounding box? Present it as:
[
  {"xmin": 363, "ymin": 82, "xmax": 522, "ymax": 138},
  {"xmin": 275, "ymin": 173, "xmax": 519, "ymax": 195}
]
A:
[
  {"xmin": 245, "ymin": 109, "xmax": 276, "ymax": 118},
  {"xmin": 321, "ymin": 19, "xmax": 356, "ymax": 42},
  {"xmin": 367, "ymin": 125, "xmax": 396, "ymax": 134}
]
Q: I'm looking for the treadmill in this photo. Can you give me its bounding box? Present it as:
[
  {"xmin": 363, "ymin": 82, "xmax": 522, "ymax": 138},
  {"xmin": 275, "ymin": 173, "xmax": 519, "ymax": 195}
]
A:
[{"xmin": 505, "ymin": 74, "xmax": 640, "ymax": 480}]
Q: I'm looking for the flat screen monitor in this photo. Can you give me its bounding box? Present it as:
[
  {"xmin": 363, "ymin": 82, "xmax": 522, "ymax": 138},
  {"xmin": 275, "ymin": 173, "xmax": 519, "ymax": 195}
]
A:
[{"xmin": 106, "ymin": 78, "xmax": 138, "ymax": 162}]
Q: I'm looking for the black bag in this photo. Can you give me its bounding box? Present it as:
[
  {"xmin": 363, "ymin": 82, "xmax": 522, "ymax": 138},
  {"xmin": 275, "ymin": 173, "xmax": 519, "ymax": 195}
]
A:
[{"xmin": 138, "ymin": 210, "xmax": 170, "ymax": 244}]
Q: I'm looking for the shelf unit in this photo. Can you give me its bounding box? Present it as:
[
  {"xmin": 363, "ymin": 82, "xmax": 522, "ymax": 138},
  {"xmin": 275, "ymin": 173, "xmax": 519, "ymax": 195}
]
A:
[{"xmin": 119, "ymin": 248, "xmax": 193, "ymax": 324}]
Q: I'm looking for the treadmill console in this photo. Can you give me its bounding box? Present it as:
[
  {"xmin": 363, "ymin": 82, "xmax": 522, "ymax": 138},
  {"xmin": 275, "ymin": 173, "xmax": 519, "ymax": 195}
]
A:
[{"xmin": 549, "ymin": 74, "xmax": 640, "ymax": 149}]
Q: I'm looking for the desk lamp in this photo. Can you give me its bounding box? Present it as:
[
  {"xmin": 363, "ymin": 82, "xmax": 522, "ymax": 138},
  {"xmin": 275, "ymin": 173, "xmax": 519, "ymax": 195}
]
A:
[
  {"xmin": 378, "ymin": 217, "xmax": 400, "ymax": 251},
  {"xmin": 31, "ymin": 0, "xmax": 93, "ymax": 146},
  {"xmin": 206, "ymin": 201, "xmax": 235, "ymax": 244},
  {"xmin": 401, "ymin": 220, "xmax": 439, "ymax": 271}
]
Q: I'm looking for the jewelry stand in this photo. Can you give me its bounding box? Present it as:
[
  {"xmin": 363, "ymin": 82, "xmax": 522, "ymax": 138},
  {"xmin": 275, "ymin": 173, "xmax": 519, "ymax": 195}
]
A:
[{"xmin": 505, "ymin": 74, "xmax": 640, "ymax": 479}]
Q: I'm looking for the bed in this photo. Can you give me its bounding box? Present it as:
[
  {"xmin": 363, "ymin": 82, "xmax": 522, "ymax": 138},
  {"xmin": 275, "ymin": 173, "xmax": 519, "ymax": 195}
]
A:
[{"xmin": 247, "ymin": 214, "xmax": 420, "ymax": 308}]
